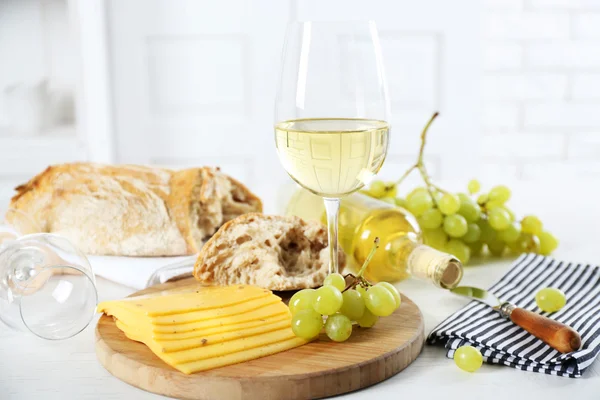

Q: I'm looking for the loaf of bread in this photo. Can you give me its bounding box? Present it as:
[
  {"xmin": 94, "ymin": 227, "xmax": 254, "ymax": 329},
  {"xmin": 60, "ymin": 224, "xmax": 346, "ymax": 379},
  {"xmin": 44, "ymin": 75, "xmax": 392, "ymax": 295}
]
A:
[
  {"xmin": 193, "ymin": 213, "xmax": 346, "ymax": 291},
  {"xmin": 9, "ymin": 163, "xmax": 262, "ymax": 256}
]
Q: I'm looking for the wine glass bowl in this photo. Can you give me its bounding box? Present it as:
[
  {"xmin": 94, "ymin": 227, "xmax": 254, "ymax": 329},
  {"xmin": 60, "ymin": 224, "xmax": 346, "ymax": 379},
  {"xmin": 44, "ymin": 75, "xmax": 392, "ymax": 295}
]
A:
[
  {"xmin": 0, "ymin": 210, "xmax": 98, "ymax": 340},
  {"xmin": 275, "ymin": 20, "xmax": 390, "ymax": 274},
  {"xmin": 274, "ymin": 118, "xmax": 389, "ymax": 197}
]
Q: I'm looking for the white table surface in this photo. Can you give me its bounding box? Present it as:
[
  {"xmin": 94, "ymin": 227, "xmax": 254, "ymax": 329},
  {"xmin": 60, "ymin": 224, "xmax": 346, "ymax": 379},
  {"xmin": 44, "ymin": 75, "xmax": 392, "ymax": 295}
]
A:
[{"xmin": 0, "ymin": 181, "xmax": 598, "ymax": 399}]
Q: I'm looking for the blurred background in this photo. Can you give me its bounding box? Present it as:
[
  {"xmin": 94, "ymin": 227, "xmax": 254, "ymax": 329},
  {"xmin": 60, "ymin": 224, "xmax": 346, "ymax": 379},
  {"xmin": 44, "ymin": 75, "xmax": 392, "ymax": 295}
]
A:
[{"xmin": 0, "ymin": 0, "xmax": 598, "ymax": 206}]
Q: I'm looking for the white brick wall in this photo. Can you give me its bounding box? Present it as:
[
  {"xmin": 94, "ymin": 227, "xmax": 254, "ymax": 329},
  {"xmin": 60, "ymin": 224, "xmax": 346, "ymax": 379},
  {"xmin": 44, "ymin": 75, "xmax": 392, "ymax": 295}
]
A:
[{"xmin": 483, "ymin": 0, "xmax": 600, "ymax": 180}]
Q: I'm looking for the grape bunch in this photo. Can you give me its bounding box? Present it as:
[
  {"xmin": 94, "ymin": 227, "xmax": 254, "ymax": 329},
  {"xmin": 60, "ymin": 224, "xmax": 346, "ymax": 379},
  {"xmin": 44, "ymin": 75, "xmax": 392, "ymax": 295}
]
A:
[
  {"xmin": 363, "ymin": 179, "xmax": 559, "ymax": 265},
  {"xmin": 289, "ymin": 272, "xmax": 401, "ymax": 342}
]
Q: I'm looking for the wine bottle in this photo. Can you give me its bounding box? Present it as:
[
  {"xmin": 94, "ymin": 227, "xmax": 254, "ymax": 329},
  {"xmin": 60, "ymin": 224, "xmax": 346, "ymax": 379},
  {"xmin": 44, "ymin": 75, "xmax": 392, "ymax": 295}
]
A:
[{"xmin": 286, "ymin": 188, "xmax": 463, "ymax": 288}]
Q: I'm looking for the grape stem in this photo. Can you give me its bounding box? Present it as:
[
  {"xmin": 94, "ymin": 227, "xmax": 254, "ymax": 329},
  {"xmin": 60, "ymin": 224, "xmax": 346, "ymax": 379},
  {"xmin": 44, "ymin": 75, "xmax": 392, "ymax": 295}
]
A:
[
  {"xmin": 356, "ymin": 237, "xmax": 380, "ymax": 279},
  {"xmin": 395, "ymin": 112, "xmax": 447, "ymax": 203},
  {"xmin": 342, "ymin": 238, "xmax": 380, "ymax": 292}
]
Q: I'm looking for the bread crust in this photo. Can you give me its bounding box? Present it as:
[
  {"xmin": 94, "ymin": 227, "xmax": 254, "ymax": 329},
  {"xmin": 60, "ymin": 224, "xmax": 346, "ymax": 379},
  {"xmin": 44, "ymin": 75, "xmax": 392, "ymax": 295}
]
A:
[
  {"xmin": 9, "ymin": 163, "xmax": 262, "ymax": 256},
  {"xmin": 193, "ymin": 213, "xmax": 345, "ymax": 291}
]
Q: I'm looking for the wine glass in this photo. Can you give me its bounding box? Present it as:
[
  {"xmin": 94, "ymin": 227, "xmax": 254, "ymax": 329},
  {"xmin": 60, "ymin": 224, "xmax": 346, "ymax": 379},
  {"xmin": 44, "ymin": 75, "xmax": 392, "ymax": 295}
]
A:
[
  {"xmin": 275, "ymin": 21, "xmax": 390, "ymax": 274},
  {"xmin": 0, "ymin": 209, "xmax": 97, "ymax": 340}
]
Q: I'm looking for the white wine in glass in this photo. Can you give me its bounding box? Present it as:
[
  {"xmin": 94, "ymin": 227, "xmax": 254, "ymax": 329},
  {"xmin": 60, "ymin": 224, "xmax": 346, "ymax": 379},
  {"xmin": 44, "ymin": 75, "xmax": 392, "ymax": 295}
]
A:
[{"xmin": 275, "ymin": 21, "xmax": 390, "ymax": 275}]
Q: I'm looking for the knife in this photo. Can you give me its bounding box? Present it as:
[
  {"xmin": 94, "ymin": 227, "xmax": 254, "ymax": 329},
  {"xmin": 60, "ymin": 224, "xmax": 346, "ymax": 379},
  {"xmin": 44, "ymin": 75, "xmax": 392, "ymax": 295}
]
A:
[{"xmin": 450, "ymin": 286, "xmax": 582, "ymax": 354}]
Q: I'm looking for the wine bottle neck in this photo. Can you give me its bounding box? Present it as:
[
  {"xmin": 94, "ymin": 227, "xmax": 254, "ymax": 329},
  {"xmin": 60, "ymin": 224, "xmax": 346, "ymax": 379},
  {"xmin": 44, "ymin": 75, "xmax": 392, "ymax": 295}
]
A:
[{"xmin": 405, "ymin": 244, "xmax": 463, "ymax": 288}]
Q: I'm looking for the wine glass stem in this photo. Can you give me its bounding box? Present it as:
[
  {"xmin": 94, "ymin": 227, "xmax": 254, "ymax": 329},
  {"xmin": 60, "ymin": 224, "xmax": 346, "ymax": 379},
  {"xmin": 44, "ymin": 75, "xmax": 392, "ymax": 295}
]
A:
[{"xmin": 323, "ymin": 197, "xmax": 340, "ymax": 274}]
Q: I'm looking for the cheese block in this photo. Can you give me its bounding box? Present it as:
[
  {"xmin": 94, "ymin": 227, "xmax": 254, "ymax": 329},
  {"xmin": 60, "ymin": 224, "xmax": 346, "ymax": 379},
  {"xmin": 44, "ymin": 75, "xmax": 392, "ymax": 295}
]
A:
[{"xmin": 97, "ymin": 284, "xmax": 309, "ymax": 374}]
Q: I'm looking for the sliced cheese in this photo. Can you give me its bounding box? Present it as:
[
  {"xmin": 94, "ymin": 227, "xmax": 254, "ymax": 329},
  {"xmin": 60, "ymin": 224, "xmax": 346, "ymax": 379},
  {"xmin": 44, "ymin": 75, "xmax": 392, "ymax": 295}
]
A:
[
  {"xmin": 152, "ymin": 302, "xmax": 289, "ymax": 334},
  {"xmin": 151, "ymin": 313, "xmax": 289, "ymax": 340},
  {"xmin": 98, "ymin": 284, "xmax": 309, "ymax": 374},
  {"xmin": 178, "ymin": 336, "xmax": 308, "ymax": 374},
  {"xmin": 152, "ymin": 296, "xmax": 281, "ymax": 325},
  {"xmin": 100, "ymin": 295, "xmax": 282, "ymax": 327},
  {"xmin": 118, "ymin": 318, "xmax": 292, "ymax": 353},
  {"xmin": 125, "ymin": 326, "xmax": 298, "ymax": 365},
  {"xmin": 97, "ymin": 285, "xmax": 272, "ymax": 316}
]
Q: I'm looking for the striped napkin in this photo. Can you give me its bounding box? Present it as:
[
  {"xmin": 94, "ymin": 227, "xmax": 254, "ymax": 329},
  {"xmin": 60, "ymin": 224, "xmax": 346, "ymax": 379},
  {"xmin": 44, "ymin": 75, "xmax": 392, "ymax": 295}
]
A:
[{"xmin": 427, "ymin": 253, "xmax": 600, "ymax": 377}]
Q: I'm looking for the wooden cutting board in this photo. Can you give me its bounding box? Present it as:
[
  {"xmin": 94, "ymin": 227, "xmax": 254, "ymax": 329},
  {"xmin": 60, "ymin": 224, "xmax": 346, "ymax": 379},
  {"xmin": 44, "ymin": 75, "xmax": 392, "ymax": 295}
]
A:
[{"xmin": 95, "ymin": 278, "xmax": 424, "ymax": 400}]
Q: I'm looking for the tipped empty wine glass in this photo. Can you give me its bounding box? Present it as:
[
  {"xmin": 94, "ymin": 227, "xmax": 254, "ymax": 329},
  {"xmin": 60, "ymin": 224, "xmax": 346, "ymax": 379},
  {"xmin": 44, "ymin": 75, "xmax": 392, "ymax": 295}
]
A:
[
  {"xmin": 0, "ymin": 209, "xmax": 98, "ymax": 340},
  {"xmin": 274, "ymin": 20, "xmax": 391, "ymax": 274}
]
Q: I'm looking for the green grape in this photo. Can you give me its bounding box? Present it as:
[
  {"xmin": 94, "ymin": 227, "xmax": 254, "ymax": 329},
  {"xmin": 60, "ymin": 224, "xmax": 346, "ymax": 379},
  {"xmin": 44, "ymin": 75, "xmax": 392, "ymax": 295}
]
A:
[
  {"xmin": 468, "ymin": 241, "xmax": 484, "ymax": 257},
  {"xmin": 381, "ymin": 197, "xmax": 395, "ymax": 204},
  {"xmin": 382, "ymin": 182, "xmax": 398, "ymax": 199},
  {"xmin": 325, "ymin": 314, "xmax": 353, "ymax": 342},
  {"xmin": 356, "ymin": 285, "xmax": 367, "ymax": 298},
  {"xmin": 356, "ymin": 308, "xmax": 378, "ymax": 328},
  {"xmin": 457, "ymin": 193, "xmax": 471, "ymax": 203},
  {"xmin": 423, "ymin": 227, "xmax": 448, "ymax": 250},
  {"xmin": 488, "ymin": 208, "xmax": 511, "ymax": 231},
  {"xmin": 312, "ymin": 285, "xmax": 343, "ymax": 315},
  {"xmin": 407, "ymin": 187, "xmax": 428, "ymax": 201},
  {"xmin": 478, "ymin": 219, "xmax": 497, "ymax": 243},
  {"xmin": 323, "ymin": 273, "xmax": 346, "ymax": 291},
  {"xmin": 438, "ymin": 193, "xmax": 461, "ymax": 215},
  {"xmin": 433, "ymin": 190, "xmax": 443, "ymax": 204},
  {"xmin": 477, "ymin": 193, "xmax": 488, "ymax": 205},
  {"xmin": 289, "ymin": 289, "xmax": 316, "ymax": 315},
  {"xmin": 504, "ymin": 207, "xmax": 516, "ymax": 222},
  {"xmin": 487, "ymin": 238, "xmax": 506, "ymax": 257},
  {"xmin": 375, "ymin": 282, "xmax": 401, "ymax": 308},
  {"xmin": 364, "ymin": 285, "xmax": 397, "ymax": 317},
  {"xmin": 468, "ymin": 179, "xmax": 481, "ymax": 194},
  {"xmin": 462, "ymin": 223, "xmax": 481, "ymax": 244},
  {"xmin": 457, "ymin": 196, "xmax": 482, "ymax": 222},
  {"xmin": 509, "ymin": 232, "xmax": 541, "ymax": 254},
  {"xmin": 406, "ymin": 191, "xmax": 434, "ymax": 217},
  {"xmin": 535, "ymin": 287, "xmax": 566, "ymax": 312},
  {"xmin": 445, "ymin": 239, "xmax": 471, "ymax": 264},
  {"xmin": 485, "ymin": 200, "xmax": 505, "ymax": 210},
  {"xmin": 521, "ymin": 215, "xmax": 543, "ymax": 235},
  {"xmin": 488, "ymin": 185, "xmax": 511, "ymax": 204},
  {"xmin": 419, "ymin": 208, "xmax": 443, "ymax": 229},
  {"xmin": 291, "ymin": 309, "xmax": 323, "ymax": 339},
  {"xmin": 443, "ymin": 214, "xmax": 468, "ymax": 238},
  {"xmin": 538, "ymin": 231, "xmax": 559, "ymax": 255},
  {"xmin": 454, "ymin": 345, "xmax": 483, "ymax": 372},
  {"xmin": 339, "ymin": 289, "xmax": 365, "ymax": 321},
  {"xmin": 498, "ymin": 222, "xmax": 521, "ymax": 243},
  {"xmin": 368, "ymin": 180, "xmax": 386, "ymax": 198},
  {"xmin": 394, "ymin": 197, "xmax": 407, "ymax": 208}
]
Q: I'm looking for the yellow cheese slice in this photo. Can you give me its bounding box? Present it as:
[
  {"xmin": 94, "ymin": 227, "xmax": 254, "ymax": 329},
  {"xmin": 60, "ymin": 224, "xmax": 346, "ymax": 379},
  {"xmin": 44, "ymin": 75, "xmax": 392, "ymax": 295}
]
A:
[
  {"xmin": 101, "ymin": 295, "xmax": 283, "ymax": 329},
  {"xmin": 98, "ymin": 285, "xmax": 309, "ymax": 374},
  {"xmin": 118, "ymin": 318, "xmax": 293, "ymax": 353},
  {"xmin": 152, "ymin": 296, "xmax": 282, "ymax": 325},
  {"xmin": 177, "ymin": 337, "xmax": 308, "ymax": 374},
  {"xmin": 97, "ymin": 285, "xmax": 272, "ymax": 316},
  {"xmin": 149, "ymin": 312, "xmax": 289, "ymax": 340},
  {"xmin": 124, "ymin": 326, "xmax": 299, "ymax": 365},
  {"xmin": 152, "ymin": 302, "xmax": 289, "ymax": 334}
]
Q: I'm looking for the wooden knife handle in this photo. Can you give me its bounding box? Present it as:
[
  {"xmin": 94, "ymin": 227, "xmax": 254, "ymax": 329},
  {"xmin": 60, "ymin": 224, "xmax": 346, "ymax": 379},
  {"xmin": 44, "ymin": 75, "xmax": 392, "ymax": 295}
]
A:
[{"xmin": 508, "ymin": 306, "xmax": 581, "ymax": 353}]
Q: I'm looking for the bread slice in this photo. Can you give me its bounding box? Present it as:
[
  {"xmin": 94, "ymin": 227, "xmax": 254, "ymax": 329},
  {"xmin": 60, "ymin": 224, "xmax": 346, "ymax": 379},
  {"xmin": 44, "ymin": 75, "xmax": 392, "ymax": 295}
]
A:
[
  {"xmin": 9, "ymin": 163, "xmax": 262, "ymax": 256},
  {"xmin": 193, "ymin": 213, "xmax": 346, "ymax": 291}
]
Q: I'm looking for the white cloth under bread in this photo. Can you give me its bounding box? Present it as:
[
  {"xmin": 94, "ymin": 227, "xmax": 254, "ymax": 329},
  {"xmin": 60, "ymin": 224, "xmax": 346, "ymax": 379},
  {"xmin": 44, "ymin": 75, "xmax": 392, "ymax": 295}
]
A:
[{"xmin": 88, "ymin": 255, "xmax": 196, "ymax": 290}]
